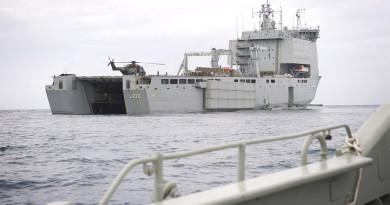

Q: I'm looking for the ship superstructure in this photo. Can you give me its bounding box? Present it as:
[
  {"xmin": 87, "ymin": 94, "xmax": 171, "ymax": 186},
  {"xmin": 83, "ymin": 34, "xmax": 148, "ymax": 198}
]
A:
[
  {"xmin": 45, "ymin": 1, "xmax": 321, "ymax": 115},
  {"xmin": 230, "ymin": 3, "xmax": 319, "ymax": 78}
]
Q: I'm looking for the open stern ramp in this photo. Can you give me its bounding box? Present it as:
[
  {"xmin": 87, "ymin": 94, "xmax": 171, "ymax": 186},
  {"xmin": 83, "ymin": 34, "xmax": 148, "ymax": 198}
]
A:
[{"xmin": 46, "ymin": 75, "xmax": 126, "ymax": 115}]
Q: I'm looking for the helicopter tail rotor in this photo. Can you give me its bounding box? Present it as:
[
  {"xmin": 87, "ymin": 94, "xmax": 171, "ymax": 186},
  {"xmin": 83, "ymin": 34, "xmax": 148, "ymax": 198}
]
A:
[
  {"xmin": 107, "ymin": 57, "xmax": 119, "ymax": 71},
  {"xmin": 107, "ymin": 57, "xmax": 115, "ymax": 66}
]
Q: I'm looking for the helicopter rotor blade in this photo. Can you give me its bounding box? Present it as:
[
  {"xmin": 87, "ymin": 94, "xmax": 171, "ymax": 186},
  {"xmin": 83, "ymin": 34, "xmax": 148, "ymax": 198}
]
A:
[
  {"xmin": 113, "ymin": 61, "xmax": 165, "ymax": 65},
  {"xmin": 137, "ymin": 62, "xmax": 165, "ymax": 65},
  {"xmin": 105, "ymin": 59, "xmax": 165, "ymax": 65}
]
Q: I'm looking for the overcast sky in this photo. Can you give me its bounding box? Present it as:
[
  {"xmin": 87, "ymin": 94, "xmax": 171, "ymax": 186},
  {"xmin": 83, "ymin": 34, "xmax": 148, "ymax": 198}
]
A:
[{"xmin": 0, "ymin": 0, "xmax": 389, "ymax": 109}]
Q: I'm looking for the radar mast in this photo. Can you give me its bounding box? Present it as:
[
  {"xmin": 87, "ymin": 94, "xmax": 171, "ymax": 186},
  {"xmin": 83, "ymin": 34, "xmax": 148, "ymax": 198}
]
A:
[{"xmin": 258, "ymin": 0, "xmax": 275, "ymax": 30}]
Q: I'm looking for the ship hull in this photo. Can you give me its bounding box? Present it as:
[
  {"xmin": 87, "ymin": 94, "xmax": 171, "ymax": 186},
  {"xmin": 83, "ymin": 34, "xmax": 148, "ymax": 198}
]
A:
[{"xmin": 45, "ymin": 74, "xmax": 320, "ymax": 115}]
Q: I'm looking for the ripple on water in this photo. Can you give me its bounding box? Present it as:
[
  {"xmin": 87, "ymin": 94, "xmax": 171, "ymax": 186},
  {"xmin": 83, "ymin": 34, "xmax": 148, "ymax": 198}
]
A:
[{"xmin": 0, "ymin": 106, "xmax": 379, "ymax": 204}]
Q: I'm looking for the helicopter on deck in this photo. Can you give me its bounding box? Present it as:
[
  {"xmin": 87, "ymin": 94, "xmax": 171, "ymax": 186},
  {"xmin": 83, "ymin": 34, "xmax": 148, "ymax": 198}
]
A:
[{"xmin": 107, "ymin": 57, "xmax": 164, "ymax": 75}]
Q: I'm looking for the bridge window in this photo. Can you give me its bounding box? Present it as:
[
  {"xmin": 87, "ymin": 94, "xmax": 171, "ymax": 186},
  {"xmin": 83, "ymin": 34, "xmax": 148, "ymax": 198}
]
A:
[
  {"xmin": 271, "ymin": 79, "xmax": 275, "ymax": 83},
  {"xmin": 179, "ymin": 79, "xmax": 187, "ymax": 84},
  {"xmin": 188, "ymin": 79, "xmax": 195, "ymax": 84},
  {"xmin": 161, "ymin": 79, "xmax": 169, "ymax": 84},
  {"xmin": 266, "ymin": 79, "xmax": 269, "ymax": 83},
  {"xmin": 234, "ymin": 79, "xmax": 238, "ymax": 82},
  {"xmin": 170, "ymin": 79, "xmax": 178, "ymax": 84},
  {"xmin": 251, "ymin": 79, "xmax": 256, "ymax": 83},
  {"xmin": 240, "ymin": 79, "xmax": 245, "ymax": 83}
]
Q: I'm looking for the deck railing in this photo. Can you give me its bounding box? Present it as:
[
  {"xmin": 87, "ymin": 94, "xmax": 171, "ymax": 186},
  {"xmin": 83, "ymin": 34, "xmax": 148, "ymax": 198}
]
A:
[{"xmin": 99, "ymin": 124, "xmax": 352, "ymax": 205}]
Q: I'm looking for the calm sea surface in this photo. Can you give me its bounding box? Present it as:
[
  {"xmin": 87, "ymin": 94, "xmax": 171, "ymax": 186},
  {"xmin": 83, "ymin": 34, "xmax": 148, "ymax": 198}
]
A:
[{"xmin": 0, "ymin": 105, "xmax": 378, "ymax": 204}]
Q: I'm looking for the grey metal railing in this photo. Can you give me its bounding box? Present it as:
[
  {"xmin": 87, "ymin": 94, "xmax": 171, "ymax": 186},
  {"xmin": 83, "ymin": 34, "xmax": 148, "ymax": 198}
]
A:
[{"xmin": 99, "ymin": 124, "xmax": 352, "ymax": 205}]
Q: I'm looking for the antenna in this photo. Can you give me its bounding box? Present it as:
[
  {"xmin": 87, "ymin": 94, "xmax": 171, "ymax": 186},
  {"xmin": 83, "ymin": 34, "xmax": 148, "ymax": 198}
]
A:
[
  {"xmin": 280, "ymin": 6, "xmax": 283, "ymax": 30},
  {"xmin": 252, "ymin": 8, "xmax": 256, "ymax": 31},
  {"xmin": 241, "ymin": 9, "xmax": 244, "ymax": 32},
  {"xmin": 273, "ymin": 6, "xmax": 283, "ymax": 31},
  {"xmin": 236, "ymin": 12, "xmax": 239, "ymax": 39},
  {"xmin": 296, "ymin": 9, "xmax": 305, "ymax": 30},
  {"xmin": 292, "ymin": 13, "xmax": 294, "ymax": 31}
]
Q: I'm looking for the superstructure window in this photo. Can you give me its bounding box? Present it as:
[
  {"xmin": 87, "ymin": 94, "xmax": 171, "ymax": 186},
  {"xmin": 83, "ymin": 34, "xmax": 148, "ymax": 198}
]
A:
[
  {"xmin": 188, "ymin": 79, "xmax": 195, "ymax": 84},
  {"xmin": 240, "ymin": 79, "xmax": 245, "ymax": 83},
  {"xmin": 251, "ymin": 79, "xmax": 256, "ymax": 83},
  {"xmin": 161, "ymin": 79, "xmax": 169, "ymax": 84},
  {"xmin": 170, "ymin": 79, "xmax": 178, "ymax": 84},
  {"xmin": 266, "ymin": 79, "xmax": 269, "ymax": 83},
  {"xmin": 234, "ymin": 79, "xmax": 238, "ymax": 82},
  {"xmin": 271, "ymin": 79, "xmax": 275, "ymax": 83},
  {"xmin": 179, "ymin": 79, "xmax": 187, "ymax": 84},
  {"xmin": 59, "ymin": 80, "xmax": 63, "ymax": 89},
  {"xmin": 196, "ymin": 79, "xmax": 204, "ymax": 82},
  {"xmin": 246, "ymin": 79, "xmax": 250, "ymax": 83}
]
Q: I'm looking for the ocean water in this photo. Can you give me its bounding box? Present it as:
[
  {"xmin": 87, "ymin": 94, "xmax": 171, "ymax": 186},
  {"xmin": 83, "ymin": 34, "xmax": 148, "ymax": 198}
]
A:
[{"xmin": 0, "ymin": 105, "xmax": 378, "ymax": 204}]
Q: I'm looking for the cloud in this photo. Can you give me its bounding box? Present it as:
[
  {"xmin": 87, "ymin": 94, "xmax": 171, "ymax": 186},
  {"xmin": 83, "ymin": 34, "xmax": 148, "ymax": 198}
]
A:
[
  {"xmin": 0, "ymin": 0, "xmax": 240, "ymax": 44},
  {"xmin": 0, "ymin": 0, "xmax": 389, "ymax": 108}
]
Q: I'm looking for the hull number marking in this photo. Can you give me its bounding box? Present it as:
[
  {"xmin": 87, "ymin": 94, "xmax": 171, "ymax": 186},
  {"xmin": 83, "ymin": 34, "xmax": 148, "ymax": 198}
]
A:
[{"xmin": 129, "ymin": 93, "xmax": 141, "ymax": 99}]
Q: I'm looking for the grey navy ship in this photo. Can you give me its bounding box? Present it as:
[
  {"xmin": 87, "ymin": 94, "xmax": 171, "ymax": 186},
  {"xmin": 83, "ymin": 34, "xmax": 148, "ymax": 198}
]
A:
[{"xmin": 46, "ymin": 1, "xmax": 321, "ymax": 115}]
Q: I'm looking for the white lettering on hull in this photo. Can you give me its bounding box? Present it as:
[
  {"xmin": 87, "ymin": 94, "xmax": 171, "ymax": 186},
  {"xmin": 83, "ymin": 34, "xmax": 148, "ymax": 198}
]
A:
[{"xmin": 129, "ymin": 93, "xmax": 141, "ymax": 99}]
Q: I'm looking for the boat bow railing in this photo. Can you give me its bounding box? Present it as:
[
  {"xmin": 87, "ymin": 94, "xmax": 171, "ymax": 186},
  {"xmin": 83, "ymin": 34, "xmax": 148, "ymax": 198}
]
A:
[{"xmin": 100, "ymin": 124, "xmax": 353, "ymax": 205}]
